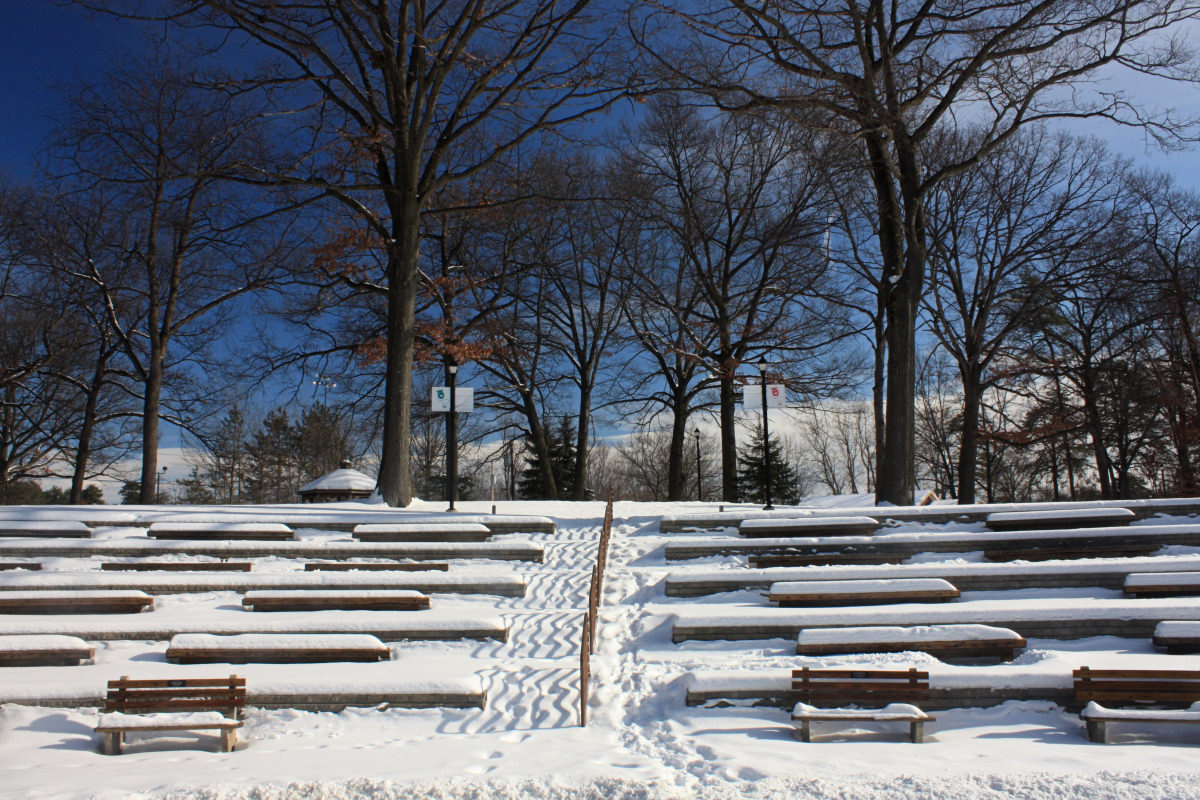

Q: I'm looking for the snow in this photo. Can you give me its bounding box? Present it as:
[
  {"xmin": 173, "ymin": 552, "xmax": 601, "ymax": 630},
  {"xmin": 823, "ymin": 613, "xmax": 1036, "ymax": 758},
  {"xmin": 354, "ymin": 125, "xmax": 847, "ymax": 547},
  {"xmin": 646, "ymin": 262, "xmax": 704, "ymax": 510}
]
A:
[
  {"xmin": 987, "ymin": 508, "xmax": 1137, "ymax": 524},
  {"xmin": 796, "ymin": 624, "xmax": 1023, "ymax": 646},
  {"xmin": 354, "ymin": 523, "xmax": 491, "ymax": 534},
  {"xmin": 1125, "ymin": 571, "xmax": 1200, "ymax": 587},
  {"xmin": 739, "ymin": 516, "xmax": 878, "ymax": 531},
  {"xmin": 241, "ymin": 590, "xmax": 428, "ymax": 600},
  {"xmin": 147, "ymin": 523, "xmax": 293, "ymax": 534},
  {"xmin": 0, "ymin": 589, "xmax": 152, "ymax": 600},
  {"xmin": 0, "ymin": 571, "xmax": 524, "ymax": 592},
  {"xmin": 4, "ymin": 498, "xmax": 1200, "ymax": 800},
  {"xmin": 0, "ymin": 520, "xmax": 90, "ymax": 532},
  {"xmin": 168, "ymin": 633, "xmax": 387, "ymax": 651},
  {"xmin": 298, "ymin": 469, "xmax": 376, "ymax": 493},
  {"xmin": 97, "ymin": 711, "xmax": 239, "ymax": 729},
  {"xmin": 0, "ymin": 633, "xmax": 92, "ymax": 652},
  {"xmin": 1155, "ymin": 620, "xmax": 1200, "ymax": 637},
  {"xmin": 770, "ymin": 578, "xmax": 956, "ymax": 596},
  {"xmin": 1082, "ymin": 701, "xmax": 1200, "ymax": 721},
  {"xmin": 793, "ymin": 702, "xmax": 929, "ymax": 719}
]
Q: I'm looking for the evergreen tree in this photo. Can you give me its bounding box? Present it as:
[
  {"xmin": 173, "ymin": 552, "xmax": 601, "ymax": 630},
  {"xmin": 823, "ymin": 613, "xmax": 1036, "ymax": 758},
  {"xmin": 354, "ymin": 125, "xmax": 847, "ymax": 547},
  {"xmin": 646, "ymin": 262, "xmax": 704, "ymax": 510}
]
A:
[
  {"xmin": 295, "ymin": 404, "xmax": 352, "ymax": 481},
  {"xmin": 737, "ymin": 427, "xmax": 802, "ymax": 505},
  {"xmin": 518, "ymin": 416, "xmax": 577, "ymax": 500},
  {"xmin": 245, "ymin": 409, "xmax": 299, "ymax": 503}
]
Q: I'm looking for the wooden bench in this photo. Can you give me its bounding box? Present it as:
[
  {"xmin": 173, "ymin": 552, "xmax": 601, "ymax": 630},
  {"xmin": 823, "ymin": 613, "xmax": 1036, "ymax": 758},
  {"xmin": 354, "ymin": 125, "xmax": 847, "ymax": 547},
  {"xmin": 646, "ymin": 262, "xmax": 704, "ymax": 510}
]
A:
[
  {"xmin": 984, "ymin": 542, "xmax": 1159, "ymax": 562},
  {"xmin": 352, "ymin": 523, "xmax": 492, "ymax": 542},
  {"xmin": 303, "ymin": 561, "xmax": 450, "ymax": 572},
  {"xmin": 241, "ymin": 589, "xmax": 431, "ymax": 611},
  {"xmin": 795, "ymin": 624, "xmax": 1025, "ymax": 662},
  {"xmin": 790, "ymin": 667, "xmax": 934, "ymax": 742},
  {"xmin": 0, "ymin": 634, "xmax": 94, "ymax": 666},
  {"xmin": 93, "ymin": 675, "xmax": 246, "ymax": 754},
  {"xmin": 148, "ymin": 523, "xmax": 294, "ymax": 541},
  {"xmin": 739, "ymin": 516, "xmax": 881, "ymax": 538},
  {"xmin": 750, "ymin": 553, "xmax": 902, "ymax": 568},
  {"xmin": 1154, "ymin": 621, "xmax": 1200, "ymax": 654},
  {"xmin": 166, "ymin": 633, "xmax": 390, "ymax": 663},
  {"xmin": 101, "ymin": 561, "xmax": 253, "ymax": 572},
  {"xmin": 0, "ymin": 562, "xmax": 42, "ymax": 571},
  {"xmin": 1074, "ymin": 667, "xmax": 1200, "ymax": 743},
  {"xmin": 985, "ymin": 507, "xmax": 1135, "ymax": 531},
  {"xmin": 0, "ymin": 590, "xmax": 154, "ymax": 614},
  {"xmin": 0, "ymin": 521, "xmax": 91, "ymax": 538},
  {"xmin": 1125, "ymin": 572, "xmax": 1200, "ymax": 598},
  {"xmin": 769, "ymin": 578, "xmax": 959, "ymax": 607}
]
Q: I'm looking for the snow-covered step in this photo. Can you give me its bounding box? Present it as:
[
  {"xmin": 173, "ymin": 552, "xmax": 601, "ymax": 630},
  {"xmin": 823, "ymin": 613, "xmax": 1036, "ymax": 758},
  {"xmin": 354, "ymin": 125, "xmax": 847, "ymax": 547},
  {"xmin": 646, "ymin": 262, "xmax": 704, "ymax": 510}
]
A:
[
  {"xmin": 0, "ymin": 539, "xmax": 544, "ymax": 563},
  {"xmin": 665, "ymin": 556, "xmax": 1200, "ymax": 596},
  {"xmin": 768, "ymin": 578, "xmax": 959, "ymax": 607},
  {"xmin": 0, "ymin": 570, "xmax": 526, "ymax": 597},
  {"xmin": 795, "ymin": 624, "xmax": 1025, "ymax": 661},
  {"xmin": 166, "ymin": 633, "xmax": 392, "ymax": 663},
  {"xmin": 0, "ymin": 634, "xmax": 94, "ymax": 666},
  {"xmin": 0, "ymin": 611, "xmax": 508, "ymax": 642},
  {"xmin": 0, "ymin": 521, "xmax": 91, "ymax": 539},
  {"xmin": 671, "ymin": 597, "xmax": 1200, "ymax": 643},
  {"xmin": 663, "ymin": 523, "xmax": 1200, "ymax": 561}
]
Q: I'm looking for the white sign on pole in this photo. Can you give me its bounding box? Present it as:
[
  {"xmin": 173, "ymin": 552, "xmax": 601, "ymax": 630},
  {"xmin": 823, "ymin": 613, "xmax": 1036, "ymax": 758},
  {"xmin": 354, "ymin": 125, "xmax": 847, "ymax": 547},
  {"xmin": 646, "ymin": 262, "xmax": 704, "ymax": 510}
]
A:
[
  {"xmin": 742, "ymin": 384, "xmax": 786, "ymax": 410},
  {"xmin": 432, "ymin": 386, "xmax": 474, "ymax": 412}
]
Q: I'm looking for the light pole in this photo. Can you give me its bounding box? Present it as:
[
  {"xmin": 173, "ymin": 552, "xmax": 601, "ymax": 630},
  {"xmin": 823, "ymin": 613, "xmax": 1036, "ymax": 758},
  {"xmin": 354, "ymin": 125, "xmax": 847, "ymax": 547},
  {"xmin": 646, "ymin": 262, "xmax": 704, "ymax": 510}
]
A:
[
  {"xmin": 694, "ymin": 427, "xmax": 702, "ymax": 502},
  {"xmin": 156, "ymin": 466, "xmax": 167, "ymax": 504},
  {"xmin": 757, "ymin": 359, "xmax": 774, "ymax": 511},
  {"xmin": 446, "ymin": 361, "xmax": 459, "ymax": 512}
]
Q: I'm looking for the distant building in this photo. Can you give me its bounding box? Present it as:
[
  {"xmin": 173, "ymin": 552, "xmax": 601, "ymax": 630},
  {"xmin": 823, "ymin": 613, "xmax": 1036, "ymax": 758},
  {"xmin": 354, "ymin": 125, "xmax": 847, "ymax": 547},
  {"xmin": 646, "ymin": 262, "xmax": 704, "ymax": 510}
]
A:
[{"xmin": 297, "ymin": 461, "xmax": 376, "ymax": 503}]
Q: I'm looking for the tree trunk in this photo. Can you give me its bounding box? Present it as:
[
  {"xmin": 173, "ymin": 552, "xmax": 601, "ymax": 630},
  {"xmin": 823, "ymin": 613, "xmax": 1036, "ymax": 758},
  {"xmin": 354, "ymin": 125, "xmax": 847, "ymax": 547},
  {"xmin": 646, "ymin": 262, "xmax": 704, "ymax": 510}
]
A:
[
  {"xmin": 138, "ymin": 345, "xmax": 165, "ymax": 504},
  {"xmin": 377, "ymin": 205, "xmax": 421, "ymax": 507},
  {"xmin": 667, "ymin": 398, "xmax": 688, "ymax": 501},
  {"xmin": 956, "ymin": 365, "xmax": 982, "ymax": 504},
  {"xmin": 719, "ymin": 376, "xmax": 738, "ymax": 502},
  {"xmin": 572, "ymin": 389, "xmax": 591, "ymax": 500}
]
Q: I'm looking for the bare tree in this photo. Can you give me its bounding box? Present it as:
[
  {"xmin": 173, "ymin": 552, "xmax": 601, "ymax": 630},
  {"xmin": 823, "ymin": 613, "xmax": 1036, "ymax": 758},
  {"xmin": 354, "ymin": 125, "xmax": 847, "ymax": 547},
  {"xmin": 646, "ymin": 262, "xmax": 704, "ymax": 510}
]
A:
[
  {"xmin": 646, "ymin": 0, "xmax": 1200, "ymax": 504},
  {"xmin": 97, "ymin": 1, "xmax": 634, "ymax": 506}
]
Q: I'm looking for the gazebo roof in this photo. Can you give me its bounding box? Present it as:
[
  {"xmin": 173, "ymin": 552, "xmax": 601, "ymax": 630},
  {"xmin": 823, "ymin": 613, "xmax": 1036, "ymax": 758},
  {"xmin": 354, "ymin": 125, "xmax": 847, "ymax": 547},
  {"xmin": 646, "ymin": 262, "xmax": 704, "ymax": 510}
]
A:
[{"xmin": 298, "ymin": 467, "xmax": 376, "ymax": 495}]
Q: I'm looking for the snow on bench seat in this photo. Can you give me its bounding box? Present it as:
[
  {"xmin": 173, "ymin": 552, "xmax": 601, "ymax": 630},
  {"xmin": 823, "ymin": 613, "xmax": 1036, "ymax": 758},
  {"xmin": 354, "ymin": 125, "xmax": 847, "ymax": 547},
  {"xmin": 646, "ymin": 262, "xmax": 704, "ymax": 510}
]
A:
[
  {"xmin": 739, "ymin": 516, "xmax": 880, "ymax": 538},
  {"xmin": 352, "ymin": 523, "xmax": 492, "ymax": 542},
  {"xmin": 795, "ymin": 624, "xmax": 1025, "ymax": 661},
  {"xmin": 166, "ymin": 632, "xmax": 391, "ymax": 663},
  {"xmin": 304, "ymin": 561, "xmax": 450, "ymax": 571},
  {"xmin": 0, "ymin": 570, "xmax": 525, "ymax": 597},
  {"xmin": 0, "ymin": 590, "xmax": 153, "ymax": 615},
  {"xmin": 0, "ymin": 634, "xmax": 94, "ymax": 665},
  {"xmin": 985, "ymin": 507, "xmax": 1135, "ymax": 531},
  {"xmin": 242, "ymin": 589, "xmax": 431, "ymax": 611},
  {"xmin": 1125, "ymin": 572, "xmax": 1200, "ymax": 598},
  {"xmin": 0, "ymin": 520, "xmax": 91, "ymax": 539},
  {"xmin": 148, "ymin": 522, "xmax": 294, "ymax": 541},
  {"xmin": 790, "ymin": 668, "xmax": 933, "ymax": 742},
  {"xmin": 769, "ymin": 578, "xmax": 959, "ymax": 607},
  {"xmin": 1153, "ymin": 621, "xmax": 1200, "ymax": 653}
]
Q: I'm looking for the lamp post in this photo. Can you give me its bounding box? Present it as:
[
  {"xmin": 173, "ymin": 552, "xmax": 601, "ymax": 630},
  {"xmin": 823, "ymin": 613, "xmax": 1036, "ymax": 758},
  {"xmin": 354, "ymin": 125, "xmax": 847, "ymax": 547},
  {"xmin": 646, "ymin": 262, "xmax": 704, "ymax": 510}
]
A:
[
  {"xmin": 694, "ymin": 427, "xmax": 702, "ymax": 502},
  {"xmin": 757, "ymin": 359, "xmax": 774, "ymax": 511},
  {"xmin": 446, "ymin": 361, "xmax": 459, "ymax": 512},
  {"xmin": 156, "ymin": 466, "xmax": 167, "ymax": 504}
]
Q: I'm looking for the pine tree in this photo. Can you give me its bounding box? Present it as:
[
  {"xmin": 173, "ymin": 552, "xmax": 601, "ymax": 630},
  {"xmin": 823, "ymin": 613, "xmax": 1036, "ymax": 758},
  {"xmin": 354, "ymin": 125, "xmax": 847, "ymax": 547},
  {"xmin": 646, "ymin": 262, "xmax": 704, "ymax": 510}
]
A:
[
  {"xmin": 518, "ymin": 417, "xmax": 577, "ymax": 500},
  {"xmin": 295, "ymin": 404, "xmax": 352, "ymax": 481},
  {"xmin": 737, "ymin": 427, "xmax": 802, "ymax": 505},
  {"xmin": 245, "ymin": 409, "xmax": 299, "ymax": 503}
]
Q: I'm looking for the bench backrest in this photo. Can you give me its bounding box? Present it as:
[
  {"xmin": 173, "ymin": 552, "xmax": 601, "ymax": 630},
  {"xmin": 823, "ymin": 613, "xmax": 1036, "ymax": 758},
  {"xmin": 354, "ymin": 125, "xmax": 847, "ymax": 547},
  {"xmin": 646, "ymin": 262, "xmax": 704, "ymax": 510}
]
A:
[
  {"xmin": 791, "ymin": 667, "xmax": 930, "ymax": 705},
  {"xmin": 1074, "ymin": 667, "xmax": 1200, "ymax": 706},
  {"xmin": 104, "ymin": 675, "xmax": 247, "ymax": 718}
]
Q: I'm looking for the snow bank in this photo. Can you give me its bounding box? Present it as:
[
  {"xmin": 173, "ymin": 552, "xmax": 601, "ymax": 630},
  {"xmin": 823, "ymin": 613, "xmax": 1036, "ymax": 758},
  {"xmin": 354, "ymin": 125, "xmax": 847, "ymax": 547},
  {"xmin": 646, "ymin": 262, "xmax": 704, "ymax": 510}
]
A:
[{"xmin": 796, "ymin": 625, "xmax": 1023, "ymax": 646}]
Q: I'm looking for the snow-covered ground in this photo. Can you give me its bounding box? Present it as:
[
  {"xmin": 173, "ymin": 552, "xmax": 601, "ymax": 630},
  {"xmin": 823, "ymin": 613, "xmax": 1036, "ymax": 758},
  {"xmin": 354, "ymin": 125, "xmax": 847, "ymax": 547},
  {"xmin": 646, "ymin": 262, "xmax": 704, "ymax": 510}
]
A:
[{"xmin": 2, "ymin": 499, "xmax": 1200, "ymax": 800}]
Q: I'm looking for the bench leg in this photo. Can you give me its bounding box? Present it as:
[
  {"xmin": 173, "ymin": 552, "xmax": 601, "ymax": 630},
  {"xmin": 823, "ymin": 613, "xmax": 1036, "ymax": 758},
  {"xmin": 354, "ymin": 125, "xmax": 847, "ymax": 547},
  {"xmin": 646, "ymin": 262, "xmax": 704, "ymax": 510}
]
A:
[
  {"xmin": 101, "ymin": 731, "xmax": 123, "ymax": 755},
  {"xmin": 910, "ymin": 721, "xmax": 925, "ymax": 743},
  {"xmin": 1086, "ymin": 720, "xmax": 1108, "ymax": 744},
  {"xmin": 220, "ymin": 728, "xmax": 237, "ymax": 752},
  {"xmin": 795, "ymin": 720, "xmax": 811, "ymax": 743}
]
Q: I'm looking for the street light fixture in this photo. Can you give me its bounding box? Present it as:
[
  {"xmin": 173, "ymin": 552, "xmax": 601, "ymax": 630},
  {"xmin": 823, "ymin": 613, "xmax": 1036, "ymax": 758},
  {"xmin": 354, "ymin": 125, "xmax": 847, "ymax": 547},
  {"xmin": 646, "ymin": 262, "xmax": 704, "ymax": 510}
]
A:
[
  {"xmin": 446, "ymin": 361, "xmax": 459, "ymax": 512},
  {"xmin": 156, "ymin": 466, "xmax": 168, "ymax": 504},
  {"xmin": 694, "ymin": 427, "xmax": 702, "ymax": 502},
  {"xmin": 756, "ymin": 359, "xmax": 774, "ymax": 511}
]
